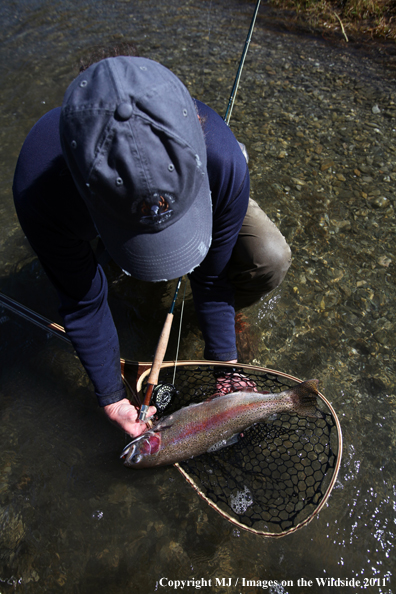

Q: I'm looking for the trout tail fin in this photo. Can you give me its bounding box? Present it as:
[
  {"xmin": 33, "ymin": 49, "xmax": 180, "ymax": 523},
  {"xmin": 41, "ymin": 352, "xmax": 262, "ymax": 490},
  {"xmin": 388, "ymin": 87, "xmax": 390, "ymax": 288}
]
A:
[{"xmin": 290, "ymin": 379, "xmax": 321, "ymax": 418}]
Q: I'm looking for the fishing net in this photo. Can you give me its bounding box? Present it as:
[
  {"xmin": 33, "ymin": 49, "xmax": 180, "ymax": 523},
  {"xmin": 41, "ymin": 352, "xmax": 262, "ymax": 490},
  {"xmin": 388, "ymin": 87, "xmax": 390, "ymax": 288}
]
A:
[
  {"xmin": 135, "ymin": 362, "xmax": 342, "ymax": 537},
  {"xmin": 0, "ymin": 298, "xmax": 341, "ymax": 537}
]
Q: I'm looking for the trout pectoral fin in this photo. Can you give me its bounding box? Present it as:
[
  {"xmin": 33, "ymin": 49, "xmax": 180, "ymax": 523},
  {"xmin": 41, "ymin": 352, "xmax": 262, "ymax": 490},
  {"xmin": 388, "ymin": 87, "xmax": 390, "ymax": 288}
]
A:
[{"xmin": 155, "ymin": 423, "xmax": 173, "ymax": 431}]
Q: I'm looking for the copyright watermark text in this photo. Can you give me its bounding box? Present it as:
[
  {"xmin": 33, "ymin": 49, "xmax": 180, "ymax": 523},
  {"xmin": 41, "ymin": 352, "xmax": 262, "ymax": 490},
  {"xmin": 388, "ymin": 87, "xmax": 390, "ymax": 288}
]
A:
[{"xmin": 156, "ymin": 576, "xmax": 390, "ymax": 590}]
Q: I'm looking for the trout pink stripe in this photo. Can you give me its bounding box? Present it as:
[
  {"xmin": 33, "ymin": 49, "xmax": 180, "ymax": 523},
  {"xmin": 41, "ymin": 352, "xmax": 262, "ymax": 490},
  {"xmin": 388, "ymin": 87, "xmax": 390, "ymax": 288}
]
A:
[{"xmin": 167, "ymin": 397, "xmax": 284, "ymax": 443}]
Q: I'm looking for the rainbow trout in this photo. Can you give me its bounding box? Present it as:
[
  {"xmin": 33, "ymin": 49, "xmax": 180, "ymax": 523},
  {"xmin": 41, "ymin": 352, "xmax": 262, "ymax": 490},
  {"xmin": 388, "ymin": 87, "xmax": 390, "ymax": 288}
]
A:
[{"xmin": 121, "ymin": 379, "xmax": 320, "ymax": 468}]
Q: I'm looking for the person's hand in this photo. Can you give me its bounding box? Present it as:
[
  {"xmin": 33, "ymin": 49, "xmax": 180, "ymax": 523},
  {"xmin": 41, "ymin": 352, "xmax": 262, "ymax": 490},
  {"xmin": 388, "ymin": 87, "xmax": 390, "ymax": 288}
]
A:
[
  {"xmin": 104, "ymin": 398, "xmax": 156, "ymax": 437},
  {"xmin": 215, "ymin": 371, "xmax": 257, "ymax": 396}
]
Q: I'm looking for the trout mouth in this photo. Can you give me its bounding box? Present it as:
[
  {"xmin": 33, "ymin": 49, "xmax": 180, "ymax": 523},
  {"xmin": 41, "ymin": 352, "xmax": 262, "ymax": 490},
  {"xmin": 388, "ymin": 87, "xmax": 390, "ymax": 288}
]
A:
[
  {"xmin": 120, "ymin": 433, "xmax": 149, "ymax": 465},
  {"xmin": 120, "ymin": 430, "xmax": 161, "ymax": 467},
  {"xmin": 120, "ymin": 441, "xmax": 138, "ymax": 464}
]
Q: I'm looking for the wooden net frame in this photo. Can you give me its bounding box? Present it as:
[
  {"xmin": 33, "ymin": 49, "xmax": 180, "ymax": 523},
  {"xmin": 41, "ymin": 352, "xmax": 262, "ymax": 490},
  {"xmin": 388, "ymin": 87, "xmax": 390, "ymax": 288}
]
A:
[{"xmin": 123, "ymin": 360, "xmax": 342, "ymax": 538}]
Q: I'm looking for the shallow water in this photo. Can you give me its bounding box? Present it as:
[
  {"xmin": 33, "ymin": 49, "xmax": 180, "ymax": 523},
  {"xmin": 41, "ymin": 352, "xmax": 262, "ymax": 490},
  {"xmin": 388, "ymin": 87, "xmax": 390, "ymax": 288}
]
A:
[{"xmin": 0, "ymin": 0, "xmax": 395, "ymax": 592}]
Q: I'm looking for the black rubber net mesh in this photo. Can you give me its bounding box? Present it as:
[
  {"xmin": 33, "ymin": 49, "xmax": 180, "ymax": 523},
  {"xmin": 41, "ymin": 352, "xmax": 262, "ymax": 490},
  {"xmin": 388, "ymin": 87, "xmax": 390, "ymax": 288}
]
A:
[{"xmin": 144, "ymin": 365, "xmax": 340, "ymax": 536}]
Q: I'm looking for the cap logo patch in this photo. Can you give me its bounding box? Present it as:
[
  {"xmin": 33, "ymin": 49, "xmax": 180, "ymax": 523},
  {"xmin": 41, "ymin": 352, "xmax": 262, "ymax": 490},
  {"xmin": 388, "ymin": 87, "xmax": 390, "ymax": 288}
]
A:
[{"xmin": 140, "ymin": 192, "xmax": 174, "ymax": 226}]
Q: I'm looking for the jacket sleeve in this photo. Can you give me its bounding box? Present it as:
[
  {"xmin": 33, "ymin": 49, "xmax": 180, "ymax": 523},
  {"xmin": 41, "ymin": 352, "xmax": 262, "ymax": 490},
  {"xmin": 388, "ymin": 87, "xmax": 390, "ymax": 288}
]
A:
[
  {"xmin": 189, "ymin": 101, "xmax": 250, "ymax": 361},
  {"xmin": 13, "ymin": 108, "xmax": 126, "ymax": 407}
]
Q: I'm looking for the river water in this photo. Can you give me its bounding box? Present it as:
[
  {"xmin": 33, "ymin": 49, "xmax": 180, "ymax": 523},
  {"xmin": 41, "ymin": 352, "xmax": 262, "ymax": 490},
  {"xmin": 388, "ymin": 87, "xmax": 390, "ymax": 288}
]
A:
[{"xmin": 0, "ymin": 0, "xmax": 395, "ymax": 592}]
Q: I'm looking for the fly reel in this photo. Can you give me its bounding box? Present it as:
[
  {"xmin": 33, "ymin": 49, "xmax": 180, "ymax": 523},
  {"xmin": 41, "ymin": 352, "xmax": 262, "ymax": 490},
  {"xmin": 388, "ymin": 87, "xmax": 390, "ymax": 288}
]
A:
[{"xmin": 152, "ymin": 383, "xmax": 177, "ymax": 412}]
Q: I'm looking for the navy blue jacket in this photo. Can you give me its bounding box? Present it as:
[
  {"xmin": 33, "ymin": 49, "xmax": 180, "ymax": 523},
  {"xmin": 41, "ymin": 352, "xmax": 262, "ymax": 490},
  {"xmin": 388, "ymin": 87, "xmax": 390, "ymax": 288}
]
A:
[{"xmin": 13, "ymin": 100, "xmax": 249, "ymax": 406}]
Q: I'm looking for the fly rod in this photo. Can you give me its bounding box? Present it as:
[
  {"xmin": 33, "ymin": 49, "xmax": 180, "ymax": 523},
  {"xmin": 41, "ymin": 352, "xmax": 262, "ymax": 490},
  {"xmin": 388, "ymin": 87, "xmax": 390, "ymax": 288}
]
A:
[
  {"xmin": 138, "ymin": 276, "xmax": 182, "ymax": 421},
  {"xmin": 139, "ymin": 0, "xmax": 262, "ymax": 420},
  {"xmin": 224, "ymin": 0, "xmax": 262, "ymax": 125}
]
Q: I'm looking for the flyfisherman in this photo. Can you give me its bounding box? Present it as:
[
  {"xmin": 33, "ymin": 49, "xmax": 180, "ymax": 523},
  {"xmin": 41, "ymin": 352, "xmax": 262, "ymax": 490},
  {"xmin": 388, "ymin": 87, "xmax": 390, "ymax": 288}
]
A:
[{"xmin": 13, "ymin": 54, "xmax": 291, "ymax": 437}]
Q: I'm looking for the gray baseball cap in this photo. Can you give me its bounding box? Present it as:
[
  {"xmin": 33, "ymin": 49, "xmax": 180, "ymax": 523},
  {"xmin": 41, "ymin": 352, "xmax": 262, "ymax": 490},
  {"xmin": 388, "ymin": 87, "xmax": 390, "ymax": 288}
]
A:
[{"xmin": 60, "ymin": 56, "xmax": 212, "ymax": 282}]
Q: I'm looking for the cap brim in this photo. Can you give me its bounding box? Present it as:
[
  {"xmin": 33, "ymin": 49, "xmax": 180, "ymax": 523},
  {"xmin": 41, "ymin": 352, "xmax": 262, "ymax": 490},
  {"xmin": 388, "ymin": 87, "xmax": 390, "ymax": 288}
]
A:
[{"xmin": 89, "ymin": 173, "xmax": 212, "ymax": 282}]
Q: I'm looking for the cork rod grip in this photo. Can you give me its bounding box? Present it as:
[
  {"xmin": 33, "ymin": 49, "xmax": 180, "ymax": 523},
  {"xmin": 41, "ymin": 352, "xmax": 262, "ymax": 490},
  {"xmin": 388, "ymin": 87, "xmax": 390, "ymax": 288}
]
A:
[{"xmin": 139, "ymin": 313, "xmax": 174, "ymax": 419}]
